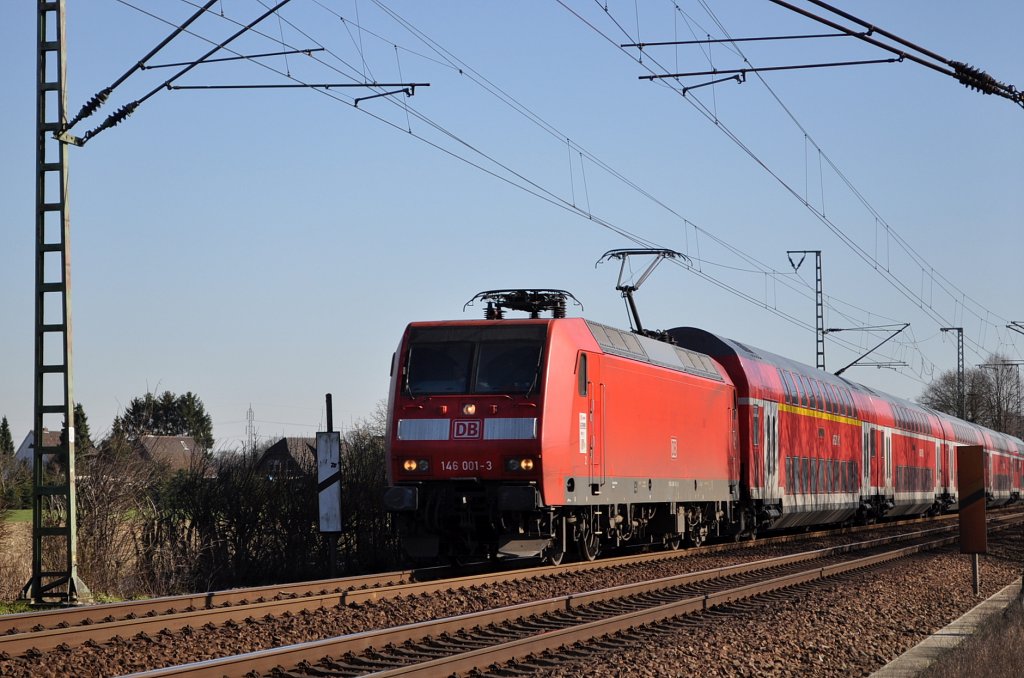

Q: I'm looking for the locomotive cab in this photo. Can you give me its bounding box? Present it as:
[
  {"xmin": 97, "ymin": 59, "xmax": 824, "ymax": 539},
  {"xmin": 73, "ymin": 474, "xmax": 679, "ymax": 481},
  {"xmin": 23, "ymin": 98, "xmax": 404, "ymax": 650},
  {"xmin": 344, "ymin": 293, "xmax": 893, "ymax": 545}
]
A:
[{"xmin": 384, "ymin": 321, "xmax": 552, "ymax": 560}]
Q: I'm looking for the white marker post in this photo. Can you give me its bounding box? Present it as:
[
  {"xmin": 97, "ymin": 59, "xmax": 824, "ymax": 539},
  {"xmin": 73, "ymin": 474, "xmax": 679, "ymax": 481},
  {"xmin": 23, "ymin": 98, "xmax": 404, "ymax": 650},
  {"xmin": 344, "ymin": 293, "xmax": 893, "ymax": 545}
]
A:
[{"xmin": 317, "ymin": 393, "xmax": 342, "ymax": 576}]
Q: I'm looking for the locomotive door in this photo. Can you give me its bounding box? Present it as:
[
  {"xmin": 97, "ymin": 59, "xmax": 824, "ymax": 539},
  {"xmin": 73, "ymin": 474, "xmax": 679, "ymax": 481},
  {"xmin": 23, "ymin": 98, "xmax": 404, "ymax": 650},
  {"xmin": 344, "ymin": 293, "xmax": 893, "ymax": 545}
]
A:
[
  {"xmin": 762, "ymin": 402, "xmax": 781, "ymax": 502},
  {"xmin": 584, "ymin": 354, "xmax": 605, "ymax": 495}
]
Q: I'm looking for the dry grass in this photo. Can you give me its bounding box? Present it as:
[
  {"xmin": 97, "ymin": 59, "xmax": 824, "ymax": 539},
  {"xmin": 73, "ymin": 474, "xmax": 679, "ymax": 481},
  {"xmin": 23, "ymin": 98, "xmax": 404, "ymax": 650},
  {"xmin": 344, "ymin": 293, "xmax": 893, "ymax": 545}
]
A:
[
  {"xmin": 0, "ymin": 519, "xmax": 31, "ymax": 602},
  {"xmin": 920, "ymin": 594, "xmax": 1024, "ymax": 678}
]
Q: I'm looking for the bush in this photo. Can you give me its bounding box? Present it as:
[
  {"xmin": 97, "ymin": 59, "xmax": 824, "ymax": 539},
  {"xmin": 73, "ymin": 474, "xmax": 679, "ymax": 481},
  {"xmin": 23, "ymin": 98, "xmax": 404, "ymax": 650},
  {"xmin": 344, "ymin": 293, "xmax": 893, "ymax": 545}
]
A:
[{"xmin": 69, "ymin": 413, "xmax": 401, "ymax": 598}]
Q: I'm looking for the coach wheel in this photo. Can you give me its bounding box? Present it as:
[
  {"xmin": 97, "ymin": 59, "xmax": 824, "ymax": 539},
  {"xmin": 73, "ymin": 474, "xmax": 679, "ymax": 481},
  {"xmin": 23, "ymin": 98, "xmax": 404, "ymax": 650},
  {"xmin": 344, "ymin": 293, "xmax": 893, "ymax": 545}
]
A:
[
  {"xmin": 577, "ymin": 517, "xmax": 600, "ymax": 562},
  {"xmin": 664, "ymin": 534, "xmax": 681, "ymax": 551}
]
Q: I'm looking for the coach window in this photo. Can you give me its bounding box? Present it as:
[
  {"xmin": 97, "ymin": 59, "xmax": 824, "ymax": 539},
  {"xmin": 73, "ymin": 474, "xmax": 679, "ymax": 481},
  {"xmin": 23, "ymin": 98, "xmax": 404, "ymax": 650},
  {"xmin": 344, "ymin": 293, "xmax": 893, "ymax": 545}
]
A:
[
  {"xmin": 778, "ymin": 371, "xmax": 791, "ymax": 404},
  {"xmin": 782, "ymin": 371, "xmax": 797, "ymax": 405},
  {"xmin": 834, "ymin": 386, "xmax": 845, "ymax": 416},
  {"xmin": 798, "ymin": 376, "xmax": 811, "ymax": 408},
  {"xmin": 808, "ymin": 378, "xmax": 823, "ymax": 411},
  {"xmin": 577, "ymin": 353, "xmax": 587, "ymax": 396},
  {"xmin": 822, "ymin": 383, "xmax": 834, "ymax": 414},
  {"xmin": 841, "ymin": 388, "xmax": 855, "ymax": 418},
  {"xmin": 752, "ymin": 405, "xmax": 761, "ymax": 448},
  {"xmin": 826, "ymin": 384, "xmax": 838, "ymax": 414}
]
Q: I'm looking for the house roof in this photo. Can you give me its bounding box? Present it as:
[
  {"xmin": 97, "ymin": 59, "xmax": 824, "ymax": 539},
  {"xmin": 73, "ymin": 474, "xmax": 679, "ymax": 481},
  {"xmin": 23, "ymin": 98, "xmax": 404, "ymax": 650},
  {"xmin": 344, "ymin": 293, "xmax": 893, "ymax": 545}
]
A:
[
  {"xmin": 256, "ymin": 437, "xmax": 317, "ymax": 474},
  {"xmin": 15, "ymin": 429, "xmax": 63, "ymax": 464},
  {"xmin": 137, "ymin": 435, "xmax": 204, "ymax": 473}
]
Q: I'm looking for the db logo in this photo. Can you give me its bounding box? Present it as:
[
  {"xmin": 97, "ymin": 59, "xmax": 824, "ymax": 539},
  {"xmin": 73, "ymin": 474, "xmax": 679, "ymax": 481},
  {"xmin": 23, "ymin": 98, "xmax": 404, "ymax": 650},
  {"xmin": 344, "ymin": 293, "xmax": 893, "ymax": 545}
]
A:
[{"xmin": 453, "ymin": 419, "xmax": 482, "ymax": 439}]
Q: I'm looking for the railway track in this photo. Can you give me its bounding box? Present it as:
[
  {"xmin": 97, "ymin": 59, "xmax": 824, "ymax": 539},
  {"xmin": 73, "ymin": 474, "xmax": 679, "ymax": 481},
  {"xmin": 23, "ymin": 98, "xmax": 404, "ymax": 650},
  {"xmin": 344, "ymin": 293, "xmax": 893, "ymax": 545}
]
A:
[
  {"xmin": 0, "ymin": 510, "xmax": 1018, "ymax": 677},
  {"xmin": 0, "ymin": 511, "xmax": 970, "ymax": 648},
  {"xmin": 121, "ymin": 512, "xmax": 1024, "ymax": 677}
]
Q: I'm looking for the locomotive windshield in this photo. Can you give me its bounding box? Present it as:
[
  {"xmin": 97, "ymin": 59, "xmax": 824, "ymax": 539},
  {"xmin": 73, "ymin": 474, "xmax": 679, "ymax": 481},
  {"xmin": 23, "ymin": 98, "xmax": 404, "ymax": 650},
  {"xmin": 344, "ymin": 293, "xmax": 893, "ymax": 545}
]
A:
[{"xmin": 406, "ymin": 325, "xmax": 547, "ymax": 396}]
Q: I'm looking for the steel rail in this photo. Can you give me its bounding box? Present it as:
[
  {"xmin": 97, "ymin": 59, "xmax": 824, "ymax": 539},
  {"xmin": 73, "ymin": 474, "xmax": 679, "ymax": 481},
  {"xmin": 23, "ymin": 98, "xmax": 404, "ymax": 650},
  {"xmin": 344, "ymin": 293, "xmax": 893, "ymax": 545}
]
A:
[
  {"xmin": 0, "ymin": 510, "xmax": 963, "ymax": 636},
  {"xmin": 0, "ymin": 524, "xmax": 950, "ymax": 656},
  {"xmin": 0, "ymin": 568, "xmax": 426, "ymax": 636},
  {"xmin": 116, "ymin": 517, "xmax": 1024, "ymax": 677},
  {"xmin": 365, "ymin": 535, "xmax": 972, "ymax": 678},
  {"xmin": 4, "ymin": 507, "xmax": 1010, "ymax": 660}
]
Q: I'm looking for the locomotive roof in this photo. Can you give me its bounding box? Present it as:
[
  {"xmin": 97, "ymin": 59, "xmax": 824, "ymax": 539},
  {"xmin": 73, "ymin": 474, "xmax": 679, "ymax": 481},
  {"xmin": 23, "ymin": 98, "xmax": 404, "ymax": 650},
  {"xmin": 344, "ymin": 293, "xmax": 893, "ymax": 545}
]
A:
[
  {"xmin": 584, "ymin": 320, "xmax": 725, "ymax": 382},
  {"xmin": 404, "ymin": 318, "xmax": 726, "ymax": 383}
]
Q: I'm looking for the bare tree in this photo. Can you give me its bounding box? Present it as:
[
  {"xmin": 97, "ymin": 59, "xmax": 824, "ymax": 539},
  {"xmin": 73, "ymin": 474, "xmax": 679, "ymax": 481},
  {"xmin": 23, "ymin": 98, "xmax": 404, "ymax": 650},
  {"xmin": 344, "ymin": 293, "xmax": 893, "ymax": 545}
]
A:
[{"xmin": 919, "ymin": 353, "xmax": 1023, "ymax": 437}]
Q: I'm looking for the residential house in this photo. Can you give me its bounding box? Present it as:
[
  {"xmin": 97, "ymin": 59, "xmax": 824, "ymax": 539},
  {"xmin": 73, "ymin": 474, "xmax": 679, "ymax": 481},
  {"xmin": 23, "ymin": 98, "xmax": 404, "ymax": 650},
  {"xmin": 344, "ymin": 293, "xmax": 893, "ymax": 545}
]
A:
[{"xmin": 255, "ymin": 437, "xmax": 317, "ymax": 479}]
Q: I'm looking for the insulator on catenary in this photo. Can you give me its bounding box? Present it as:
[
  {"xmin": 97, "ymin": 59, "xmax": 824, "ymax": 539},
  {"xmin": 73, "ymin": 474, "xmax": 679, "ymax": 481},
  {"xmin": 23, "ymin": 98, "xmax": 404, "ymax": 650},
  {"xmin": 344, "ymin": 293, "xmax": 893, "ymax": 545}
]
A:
[
  {"xmin": 64, "ymin": 87, "xmax": 112, "ymax": 132},
  {"xmin": 82, "ymin": 100, "xmax": 140, "ymax": 143},
  {"xmin": 951, "ymin": 61, "xmax": 1000, "ymax": 95}
]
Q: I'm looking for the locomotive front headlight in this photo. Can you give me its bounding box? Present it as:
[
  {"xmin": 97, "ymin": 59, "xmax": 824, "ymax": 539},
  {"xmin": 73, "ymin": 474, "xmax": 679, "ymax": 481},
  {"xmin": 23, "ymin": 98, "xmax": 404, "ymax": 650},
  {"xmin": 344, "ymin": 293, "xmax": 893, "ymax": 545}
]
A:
[
  {"xmin": 519, "ymin": 458, "xmax": 534, "ymax": 471},
  {"xmin": 417, "ymin": 459, "xmax": 430, "ymax": 472},
  {"xmin": 403, "ymin": 459, "xmax": 418, "ymax": 472},
  {"xmin": 506, "ymin": 458, "xmax": 520, "ymax": 472},
  {"xmin": 462, "ymin": 403, "xmax": 477, "ymax": 415}
]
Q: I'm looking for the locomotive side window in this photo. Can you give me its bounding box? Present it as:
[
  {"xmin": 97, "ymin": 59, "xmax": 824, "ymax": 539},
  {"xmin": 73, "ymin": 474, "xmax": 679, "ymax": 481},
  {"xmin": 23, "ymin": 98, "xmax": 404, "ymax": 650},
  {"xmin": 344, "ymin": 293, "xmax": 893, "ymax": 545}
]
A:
[
  {"xmin": 407, "ymin": 342, "xmax": 473, "ymax": 395},
  {"xmin": 577, "ymin": 353, "xmax": 588, "ymax": 396}
]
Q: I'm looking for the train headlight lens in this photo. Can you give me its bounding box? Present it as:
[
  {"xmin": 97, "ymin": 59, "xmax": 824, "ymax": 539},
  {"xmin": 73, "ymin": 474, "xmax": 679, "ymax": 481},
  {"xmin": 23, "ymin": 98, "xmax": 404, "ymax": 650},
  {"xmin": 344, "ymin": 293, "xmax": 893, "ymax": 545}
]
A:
[
  {"xmin": 403, "ymin": 459, "xmax": 418, "ymax": 472},
  {"xmin": 506, "ymin": 458, "xmax": 520, "ymax": 472},
  {"xmin": 520, "ymin": 458, "xmax": 534, "ymax": 471},
  {"xmin": 462, "ymin": 403, "xmax": 477, "ymax": 415},
  {"xmin": 417, "ymin": 459, "xmax": 430, "ymax": 472}
]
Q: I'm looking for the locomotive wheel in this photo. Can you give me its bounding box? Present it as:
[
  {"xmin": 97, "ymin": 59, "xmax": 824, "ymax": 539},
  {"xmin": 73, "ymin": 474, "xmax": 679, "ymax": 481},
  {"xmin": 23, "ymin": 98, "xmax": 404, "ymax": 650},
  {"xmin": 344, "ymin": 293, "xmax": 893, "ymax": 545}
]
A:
[
  {"xmin": 664, "ymin": 534, "xmax": 682, "ymax": 551},
  {"xmin": 577, "ymin": 520, "xmax": 600, "ymax": 562},
  {"xmin": 546, "ymin": 547, "xmax": 565, "ymax": 566}
]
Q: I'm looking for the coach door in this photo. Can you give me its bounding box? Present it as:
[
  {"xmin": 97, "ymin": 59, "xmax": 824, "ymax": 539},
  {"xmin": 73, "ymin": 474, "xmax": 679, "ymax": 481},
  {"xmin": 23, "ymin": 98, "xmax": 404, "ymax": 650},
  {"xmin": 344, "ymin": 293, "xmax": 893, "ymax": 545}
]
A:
[
  {"xmin": 883, "ymin": 431, "xmax": 893, "ymax": 493},
  {"xmin": 762, "ymin": 402, "xmax": 781, "ymax": 502},
  {"xmin": 861, "ymin": 424, "xmax": 872, "ymax": 494}
]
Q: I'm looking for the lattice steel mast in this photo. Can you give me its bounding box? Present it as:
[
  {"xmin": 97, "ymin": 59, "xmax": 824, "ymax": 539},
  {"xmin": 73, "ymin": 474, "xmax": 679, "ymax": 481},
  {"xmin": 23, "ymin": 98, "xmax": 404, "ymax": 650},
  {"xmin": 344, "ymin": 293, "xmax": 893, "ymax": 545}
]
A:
[
  {"xmin": 941, "ymin": 327, "xmax": 965, "ymax": 420},
  {"xmin": 787, "ymin": 250, "xmax": 825, "ymax": 370},
  {"xmin": 22, "ymin": 0, "xmax": 90, "ymax": 605}
]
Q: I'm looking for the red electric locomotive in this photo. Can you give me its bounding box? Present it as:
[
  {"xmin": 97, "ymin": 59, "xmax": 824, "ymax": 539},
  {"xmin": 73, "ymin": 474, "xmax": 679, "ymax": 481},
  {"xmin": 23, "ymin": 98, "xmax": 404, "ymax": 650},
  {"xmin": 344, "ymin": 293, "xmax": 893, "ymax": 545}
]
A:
[
  {"xmin": 384, "ymin": 290, "xmax": 1024, "ymax": 562},
  {"xmin": 384, "ymin": 290, "xmax": 739, "ymax": 562}
]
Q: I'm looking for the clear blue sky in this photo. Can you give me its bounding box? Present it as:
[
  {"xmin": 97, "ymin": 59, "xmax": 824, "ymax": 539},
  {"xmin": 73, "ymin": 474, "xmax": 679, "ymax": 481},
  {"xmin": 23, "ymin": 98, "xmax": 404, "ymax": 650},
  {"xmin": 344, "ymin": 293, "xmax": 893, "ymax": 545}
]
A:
[{"xmin": 1, "ymin": 1, "xmax": 1021, "ymax": 449}]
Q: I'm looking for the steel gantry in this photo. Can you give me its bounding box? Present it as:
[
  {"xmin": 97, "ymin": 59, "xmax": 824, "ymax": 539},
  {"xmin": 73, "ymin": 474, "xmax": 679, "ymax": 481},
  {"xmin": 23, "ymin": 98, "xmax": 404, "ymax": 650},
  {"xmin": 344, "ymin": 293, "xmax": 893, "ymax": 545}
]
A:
[{"xmin": 22, "ymin": 0, "xmax": 90, "ymax": 605}]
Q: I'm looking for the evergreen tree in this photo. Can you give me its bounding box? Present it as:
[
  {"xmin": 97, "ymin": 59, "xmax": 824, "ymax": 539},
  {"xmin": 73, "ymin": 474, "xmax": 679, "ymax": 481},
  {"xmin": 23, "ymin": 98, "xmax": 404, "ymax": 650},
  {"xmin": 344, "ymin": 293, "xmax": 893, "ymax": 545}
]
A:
[
  {"xmin": 74, "ymin": 403, "xmax": 94, "ymax": 453},
  {"xmin": 112, "ymin": 390, "xmax": 215, "ymax": 450},
  {"xmin": 0, "ymin": 416, "xmax": 14, "ymax": 456}
]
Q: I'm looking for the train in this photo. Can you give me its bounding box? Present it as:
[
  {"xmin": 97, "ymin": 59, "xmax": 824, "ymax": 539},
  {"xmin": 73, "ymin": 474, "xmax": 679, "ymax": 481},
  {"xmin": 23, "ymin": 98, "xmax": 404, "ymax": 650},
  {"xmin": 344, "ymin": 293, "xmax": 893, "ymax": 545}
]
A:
[{"xmin": 382, "ymin": 289, "xmax": 1024, "ymax": 563}]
